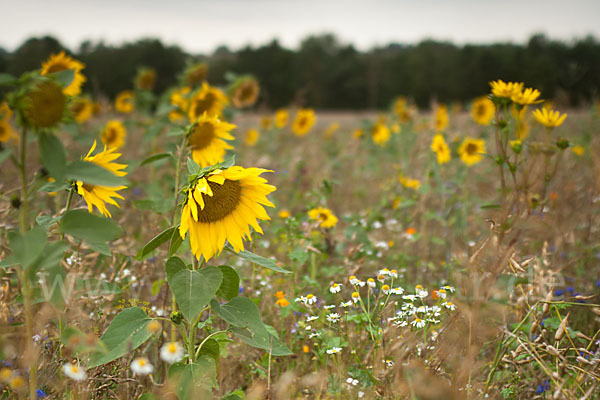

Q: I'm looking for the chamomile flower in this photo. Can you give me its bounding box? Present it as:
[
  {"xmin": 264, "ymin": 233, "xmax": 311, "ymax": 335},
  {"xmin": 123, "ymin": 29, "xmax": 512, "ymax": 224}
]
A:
[
  {"xmin": 346, "ymin": 377, "xmax": 359, "ymax": 386},
  {"xmin": 411, "ymin": 318, "xmax": 426, "ymax": 329},
  {"xmin": 383, "ymin": 359, "xmax": 394, "ymax": 367},
  {"xmin": 378, "ymin": 268, "xmax": 391, "ymax": 276},
  {"xmin": 326, "ymin": 313, "xmax": 341, "ymax": 323},
  {"xmin": 306, "ymin": 315, "xmax": 319, "ymax": 322},
  {"xmin": 329, "ymin": 283, "xmax": 342, "ymax": 294},
  {"xmin": 340, "ymin": 301, "xmax": 353, "ymax": 308},
  {"xmin": 349, "ymin": 276, "xmax": 359, "ymax": 285},
  {"xmin": 351, "ymin": 292, "xmax": 361, "ymax": 303},
  {"xmin": 390, "ymin": 287, "xmax": 404, "ymax": 295},
  {"xmin": 442, "ymin": 285, "xmax": 455, "ymax": 293},
  {"xmin": 305, "ymin": 294, "xmax": 317, "ymax": 305},
  {"xmin": 308, "ymin": 332, "xmax": 321, "ymax": 339},
  {"xmin": 326, "ymin": 347, "xmax": 342, "ymax": 355},
  {"xmin": 434, "ymin": 288, "xmax": 447, "ymax": 299},
  {"xmin": 367, "ymin": 278, "xmax": 376, "ymax": 288},
  {"xmin": 390, "ymin": 269, "xmax": 398, "ymax": 278},
  {"xmin": 382, "ymin": 285, "xmax": 390, "ymax": 295},
  {"xmin": 63, "ymin": 362, "xmax": 87, "ymax": 381},
  {"xmin": 324, "ymin": 304, "xmax": 336, "ymax": 310},
  {"xmin": 442, "ymin": 301, "xmax": 457, "ymax": 311},
  {"xmin": 131, "ymin": 357, "xmax": 154, "ymax": 375},
  {"xmin": 415, "ymin": 285, "xmax": 428, "ymax": 298},
  {"xmin": 402, "ymin": 294, "xmax": 417, "ymax": 302},
  {"xmin": 377, "ymin": 274, "xmax": 386, "ymax": 282},
  {"xmin": 160, "ymin": 342, "xmax": 184, "ymax": 364}
]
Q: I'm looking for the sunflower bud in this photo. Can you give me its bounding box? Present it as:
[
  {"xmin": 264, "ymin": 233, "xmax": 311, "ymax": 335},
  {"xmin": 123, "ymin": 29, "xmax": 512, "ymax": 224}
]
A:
[
  {"xmin": 509, "ymin": 140, "xmax": 522, "ymax": 154},
  {"xmin": 555, "ymin": 137, "xmax": 570, "ymax": 150},
  {"xmin": 170, "ymin": 311, "xmax": 183, "ymax": 325}
]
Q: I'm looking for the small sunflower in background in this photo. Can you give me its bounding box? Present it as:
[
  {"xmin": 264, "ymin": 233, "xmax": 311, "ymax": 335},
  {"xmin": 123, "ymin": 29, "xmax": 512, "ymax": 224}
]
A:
[
  {"xmin": 76, "ymin": 140, "xmax": 128, "ymax": 218},
  {"xmin": 188, "ymin": 83, "xmax": 229, "ymax": 120},
  {"xmin": 184, "ymin": 62, "xmax": 208, "ymax": 87},
  {"xmin": 308, "ymin": 206, "xmax": 338, "ymax": 229},
  {"xmin": 188, "ymin": 112, "xmax": 235, "ymax": 167},
  {"xmin": 24, "ymin": 80, "xmax": 66, "ymax": 129},
  {"xmin": 434, "ymin": 104, "xmax": 448, "ymax": 132},
  {"xmin": 230, "ymin": 76, "xmax": 260, "ymax": 108},
  {"xmin": 115, "ymin": 90, "xmax": 135, "ymax": 113},
  {"xmin": 135, "ymin": 67, "xmax": 157, "ymax": 91},
  {"xmin": 169, "ymin": 86, "xmax": 191, "ymax": 122},
  {"xmin": 101, "ymin": 120, "xmax": 127, "ymax": 149},
  {"xmin": 0, "ymin": 102, "xmax": 16, "ymax": 142},
  {"xmin": 471, "ymin": 96, "xmax": 495, "ymax": 125},
  {"xmin": 179, "ymin": 166, "xmax": 276, "ymax": 261},
  {"xmin": 41, "ymin": 51, "xmax": 86, "ymax": 96},
  {"xmin": 533, "ymin": 108, "xmax": 567, "ymax": 128},
  {"xmin": 431, "ymin": 134, "xmax": 451, "ymax": 164},
  {"xmin": 274, "ymin": 109, "xmax": 288, "ymax": 128},
  {"xmin": 324, "ymin": 122, "xmax": 340, "ymax": 138},
  {"xmin": 458, "ymin": 137, "xmax": 486, "ymax": 166},
  {"xmin": 371, "ymin": 122, "xmax": 390, "ymax": 146},
  {"xmin": 489, "ymin": 80, "xmax": 523, "ymax": 99},
  {"xmin": 292, "ymin": 109, "xmax": 316, "ymax": 136},
  {"xmin": 70, "ymin": 97, "xmax": 94, "ymax": 124},
  {"xmin": 244, "ymin": 128, "xmax": 260, "ymax": 146}
]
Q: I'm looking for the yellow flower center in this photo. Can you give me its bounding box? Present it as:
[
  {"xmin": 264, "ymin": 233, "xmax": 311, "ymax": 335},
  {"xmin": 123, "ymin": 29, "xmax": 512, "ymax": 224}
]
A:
[
  {"xmin": 196, "ymin": 179, "xmax": 241, "ymax": 223},
  {"xmin": 71, "ymin": 366, "xmax": 79, "ymax": 373},
  {"xmin": 465, "ymin": 143, "xmax": 478, "ymax": 155},
  {"xmin": 351, "ymin": 292, "xmax": 359, "ymax": 298},
  {"xmin": 306, "ymin": 294, "xmax": 314, "ymax": 299},
  {"xmin": 103, "ymin": 127, "xmax": 118, "ymax": 145},
  {"xmin": 138, "ymin": 359, "xmax": 146, "ymax": 366},
  {"xmin": 168, "ymin": 343, "xmax": 177, "ymax": 353},
  {"xmin": 192, "ymin": 93, "xmax": 217, "ymax": 116}
]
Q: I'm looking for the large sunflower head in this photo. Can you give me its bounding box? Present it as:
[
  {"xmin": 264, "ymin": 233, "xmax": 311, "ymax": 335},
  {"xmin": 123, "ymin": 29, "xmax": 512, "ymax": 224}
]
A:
[
  {"xmin": 471, "ymin": 96, "xmax": 495, "ymax": 125},
  {"xmin": 76, "ymin": 141, "xmax": 128, "ymax": 218},
  {"xmin": 431, "ymin": 134, "xmax": 451, "ymax": 164},
  {"xmin": 230, "ymin": 77, "xmax": 260, "ymax": 109},
  {"xmin": 179, "ymin": 166, "xmax": 276, "ymax": 261},
  {"xmin": 101, "ymin": 120, "xmax": 127, "ymax": 149},
  {"xmin": 308, "ymin": 207, "xmax": 338, "ymax": 229},
  {"xmin": 23, "ymin": 80, "xmax": 66, "ymax": 129},
  {"xmin": 135, "ymin": 67, "xmax": 157, "ymax": 91},
  {"xmin": 458, "ymin": 137, "xmax": 486, "ymax": 166},
  {"xmin": 187, "ymin": 83, "xmax": 229, "ymax": 121},
  {"xmin": 115, "ymin": 91, "xmax": 135, "ymax": 113},
  {"xmin": 41, "ymin": 51, "xmax": 86, "ymax": 96},
  {"xmin": 371, "ymin": 123, "xmax": 390, "ymax": 146},
  {"xmin": 70, "ymin": 97, "xmax": 94, "ymax": 124},
  {"xmin": 188, "ymin": 112, "xmax": 235, "ymax": 167},
  {"xmin": 434, "ymin": 105, "xmax": 449, "ymax": 132},
  {"xmin": 292, "ymin": 109, "xmax": 316, "ymax": 137},
  {"xmin": 184, "ymin": 62, "xmax": 208, "ymax": 87}
]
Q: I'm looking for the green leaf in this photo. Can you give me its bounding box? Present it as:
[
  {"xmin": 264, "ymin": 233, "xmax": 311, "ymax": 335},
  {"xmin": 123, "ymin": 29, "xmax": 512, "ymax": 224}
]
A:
[
  {"xmin": 139, "ymin": 394, "xmax": 157, "ymax": 400},
  {"xmin": 167, "ymin": 357, "xmax": 216, "ymax": 400},
  {"xmin": 216, "ymin": 265, "xmax": 239, "ymax": 301},
  {"xmin": 39, "ymin": 133, "xmax": 66, "ymax": 181},
  {"xmin": 198, "ymin": 338, "xmax": 220, "ymax": 362},
  {"xmin": 52, "ymin": 68, "xmax": 75, "ymax": 88},
  {"xmin": 0, "ymin": 73, "xmax": 17, "ymax": 85},
  {"xmin": 136, "ymin": 226, "xmax": 176, "ymax": 260},
  {"xmin": 89, "ymin": 241, "xmax": 112, "ymax": 256},
  {"xmin": 211, "ymin": 297, "xmax": 292, "ymax": 356},
  {"xmin": 141, "ymin": 153, "xmax": 172, "ymax": 166},
  {"xmin": 0, "ymin": 148, "xmax": 13, "ymax": 163},
  {"xmin": 226, "ymin": 245, "xmax": 290, "ymax": 273},
  {"xmin": 169, "ymin": 227, "xmax": 184, "ymax": 256},
  {"xmin": 36, "ymin": 214, "xmax": 61, "ymax": 230},
  {"xmin": 66, "ymin": 160, "xmax": 129, "ymax": 187},
  {"xmin": 87, "ymin": 307, "xmax": 153, "ymax": 368},
  {"xmin": 169, "ymin": 267, "xmax": 223, "ymax": 322},
  {"xmin": 27, "ymin": 240, "xmax": 67, "ymax": 279},
  {"xmin": 221, "ymin": 390, "xmax": 245, "ymax": 400},
  {"xmin": 59, "ymin": 210, "xmax": 123, "ymax": 243},
  {"xmin": 165, "ymin": 256, "xmax": 188, "ymax": 282},
  {"xmin": 187, "ymin": 158, "xmax": 200, "ymax": 175},
  {"xmin": 8, "ymin": 227, "xmax": 47, "ymax": 271},
  {"xmin": 481, "ymin": 203, "xmax": 502, "ymax": 209}
]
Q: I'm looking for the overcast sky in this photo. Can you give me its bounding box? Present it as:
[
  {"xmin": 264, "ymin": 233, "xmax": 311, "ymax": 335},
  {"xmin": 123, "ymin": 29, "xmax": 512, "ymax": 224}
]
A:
[{"xmin": 3, "ymin": 0, "xmax": 600, "ymax": 53}]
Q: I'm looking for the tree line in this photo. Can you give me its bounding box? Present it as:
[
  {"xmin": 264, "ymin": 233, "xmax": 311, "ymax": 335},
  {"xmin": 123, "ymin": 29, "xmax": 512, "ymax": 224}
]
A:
[{"xmin": 1, "ymin": 33, "xmax": 599, "ymax": 109}]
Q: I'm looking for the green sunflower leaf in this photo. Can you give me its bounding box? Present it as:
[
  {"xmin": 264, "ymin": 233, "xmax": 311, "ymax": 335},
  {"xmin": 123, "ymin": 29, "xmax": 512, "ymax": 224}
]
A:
[
  {"xmin": 226, "ymin": 245, "xmax": 290, "ymax": 273},
  {"xmin": 167, "ymin": 357, "xmax": 216, "ymax": 400},
  {"xmin": 59, "ymin": 209, "xmax": 123, "ymax": 244},
  {"xmin": 66, "ymin": 160, "xmax": 129, "ymax": 187},
  {"xmin": 39, "ymin": 133, "xmax": 67, "ymax": 182},
  {"xmin": 136, "ymin": 226, "xmax": 176, "ymax": 260},
  {"xmin": 168, "ymin": 267, "xmax": 223, "ymax": 322}
]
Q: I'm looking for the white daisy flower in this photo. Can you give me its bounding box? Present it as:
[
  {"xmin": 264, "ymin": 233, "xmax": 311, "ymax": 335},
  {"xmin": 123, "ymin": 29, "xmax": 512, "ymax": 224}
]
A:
[
  {"xmin": 305, "ymin": 294, "xmax": 317, "ymax": 305},
  {"xmin": 443, "ymin": 285, "xmax": 456, "ymax": 293},
  {"xmin": 131, "ymin": 357, "xmax": 154, "ymax": 375},
  {"xmin": 381, "ymin": 285, "xmax": 390, "ymax": 295},
  {"xmin": 346, "ymin": 377, "xmax": 359, "ymax": 386},
  {"xmin": 326, "ymin": 347, "xmax": 342, "ymax": 354},
  {"xmin": 375, "ymin": 241, "xmax": 389, "ymax": 250},
  {"xmin": 383, "ymin": 359, "xmax": 394, "ymax": 367},
  {"xmin": 356, "ymin": 280, "xmax": 366, "ymax": 287},
  {"xmin": 351, "ymin": 292, "xmax": 361, "ymax": 303},
  {"xmin": 367, "ymin": 278, "xmax": 376, "ymax": 288},
  {"xmin": 62, "ymin": 362, "xmax": 87, "ymax": 381},
  {"xmin": 349, "ymin": 276, "xmax": 359, "ymax": 285},
  {"xmin": 160, "ymin": 342, "xmax": 184, "ymax": 364},
  {"xmin": 308, "ymin": 332, "xmax": 321, "ymax": 339},
  {"xmin": 442, "ymin": 301, "xmax": 456, "ymax": 311},
  {"xmin": 324, "ymin": 304, "xmax": 336, "ymax": 310},
  {"xmin": 402, "ymin": 294, "xmax": 417, "ymax": 302},
  {"xmin": 372, "ymin": 221, "xmax": 383, "ymax": 229},
  {"xmin": 411, "ymin": 318, "xmax": 426, "ymax": 329},
  {"xmin": 305, "ymin": 325, "xmax": 312, "ymax": 331},
  {"xmin": 389, "ymin": 269, "xmax": 398, "ymax": 278},
  {"xmin": 390, "ymin": 287, "xmax": 404, "ymax": 295},
  {"xmin": 435, "ymin": 288, "xmax": 447, "ymax": 299},
  {"xmin": 378, "ymin": 268, "xmax": 391, "ymax": 276},
  {"xmin": 306, "ymin": 315, "xmax": 319, "ymax": 322},
  {"xmin": 329, "ymin": 283, "xmax": 342, "ymax": 294},
  {"xmin": 394, "ymin": 320, "xmax": 408, "ymax": 327},
  {"xmin": 326, "ymin": 313, "xmax": 340, "ymax": 323},
  {"xmin": 358, "ymin": 391, "xmax": 365, "ymax": 398},
  {"xmin": 340, "ymin": 301, "xmax": 353, "ymax": 308}
]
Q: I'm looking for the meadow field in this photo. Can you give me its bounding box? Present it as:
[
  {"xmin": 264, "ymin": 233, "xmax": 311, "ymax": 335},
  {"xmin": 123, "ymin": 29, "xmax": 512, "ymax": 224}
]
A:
[{"xmin": 0, "ymin": 57, "xmax": 599, "ymax": 400}]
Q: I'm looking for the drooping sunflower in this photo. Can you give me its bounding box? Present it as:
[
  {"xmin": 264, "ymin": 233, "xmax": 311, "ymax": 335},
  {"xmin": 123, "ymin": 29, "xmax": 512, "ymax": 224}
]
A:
[
  {"xmin": 187, "ymin": 83, "xmax": 229, "ymax": 121},
  {"xmin": 371, "ymin": 123, "xmax": 390, "ymax": 146},
  {"xmin": 76, "ymin": 141, "xmax": 127, "ymax": 218},
  {"xmin": 431, "ymin": 134, "xmax": 451, "ymax": 164},
  {"xmin": 179, "ymin": 166, "xmax": 276, "ymax": 261},
  {"xmin": 434, "ymin": 105, "xmax": 449, "ymax": 131},
  {"xmin": 292, "ymin": 109, "xmax": 316, "ymax": 137},
  {"xmin": 41, "ymin": 51, "xmax": 86, "ymax": 96},
  {"xmin": 471, "ymin": 96, "xmax": 495, "ymax": 125},
  {"xmin": 24, "ymin": 80, "xmax": 66, "ymax": 129},
  {"xmin": 184, "ymin": 62, "xmax": 208, "ymax": 87},
  {"xmin": 135, "ymin": 67, "xmax": 157, "ymax": 91},
  {"xmin": 458, "ymin": 137, "xmax": 486, "ymax": 166},
  {"xmin": 230, "ymin": 77, "xmax": 260, "ymax": 108},
  {"xmin": 115, "ymin": 91, "xmax": 135, "ymax": 113},
  {"xmin": 244, "ymin": 128, "xmax": 260, "ymax": 146},
  {"xmin": 101, "ymin": 120, "xmax": 127, "ymax": 149},
  {"xmin": 308, "ymin": 207, "xmax": 338, "ymax": 229},
  {"xmin": 533, "ymin": 108, "xmax": 567, "ymax": 128},
  {"xmin": 274, "ymin": 109, "xmax": 288, "ymax": 128},
  {"xmin": 70, "ymin": 97, "xmax": 94, "ymax": 124},
  {"xmin": 489, "ymin": 80, "xmax": 524, "ymax": 99},
  {"xmin": 188, "ymin": 112, "xmax": 235, "ymax": 167}
]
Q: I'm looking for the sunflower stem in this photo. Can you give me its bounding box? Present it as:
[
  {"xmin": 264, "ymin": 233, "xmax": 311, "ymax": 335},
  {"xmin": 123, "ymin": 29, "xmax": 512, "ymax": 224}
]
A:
[{"xmin": 59, "ymin": 187, "xmax": 75, "ymax": 240}]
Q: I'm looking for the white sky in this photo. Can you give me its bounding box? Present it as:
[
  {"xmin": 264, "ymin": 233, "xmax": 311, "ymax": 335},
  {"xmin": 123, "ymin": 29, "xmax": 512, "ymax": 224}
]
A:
[{"xmin": 2, "ymin": 0, "xmax": 600, "ymax": 53}]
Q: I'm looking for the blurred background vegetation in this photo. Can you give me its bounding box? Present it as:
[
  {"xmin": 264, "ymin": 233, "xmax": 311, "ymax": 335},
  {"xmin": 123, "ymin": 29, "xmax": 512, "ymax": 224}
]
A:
[{"xmin": 1, "ymin": 33, "xmax": 599, "ymax": 109}]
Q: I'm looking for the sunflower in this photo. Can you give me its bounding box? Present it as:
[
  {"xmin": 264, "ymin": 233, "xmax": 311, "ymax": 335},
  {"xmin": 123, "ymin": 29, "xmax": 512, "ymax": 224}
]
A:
[
  {"xmin": 431, "ymin": 134, "xmax": 451, "ymax": 164},
  {"xmin": 398, "ymin": 175, "xmax": 420, "ymax": 190},
  {"xmin": 324, "ymin": 122, "xmax": 340, "ymax": 138},
  {"xmin": 511, "ymin": 87, "xmax": 542, "ymax": 106},
  {"xmin": 135, "ymin": 68, "xmax": 156, "ymax": 91},
  {"xmin": 394, "ymin": 97, "xmax": 407, "ymax": 116},
  {"xmin": 434, "ymin": 105, "xmax": 448, "ymax": 131},
  {"xmin": 24, "ymin": 80, "xmax": 66, "ymax": 129},
  {"xmin": 230, "ymin": 77, "xmax": 260, "ymax": 108},
  {"xmin": 274, "ymin": 109, "xmax": 288, "ymax": 128},
  {"xmin": 187, "ymin": 83, "xmax": 229, "ymax": 121},
  {"xmin": 41, "ymin": 51, "xmax": 86, "ymax": 96},
  {"xmin": 308, "ymin": 207, "xmax": 338, "ymax": 229},
  {"xmin": 76, "ymin": 141, "xmax": 127, "ymax": 218},
  {"xmin": 458, "ymin": 137, "xmax": 486, "ymax": 166},
  {"xmin": 0, "ymin": 101, "xmax": 13, "ymax": 122},
  {"xmin": 115, "ymin": 91, "xmax": 135, "ymax": 113},
  {"xmin": 292, "ymin": 109, "xmax": 316, "ymax": 136},
  {"xmin": 188, "ymin": 112, "xmax": 235, "ymax": 167},
  {"xmin": 70, "ymin": 97, "xmax": 94, "ymax": 124},
  {"xmin": 371, "ymin": 123, "xmax": 390, "ymax": 146},
  {"xmin": 101, "ymin": 120, "xmax": 127, "ymax": 149},
  {"xmin": 244, "ymin": 128, "xmax": 260, "ymax": 146},
  {"xmin": 184, "ymin": 62, "xmax": 208, "ymax": 87},
  {"xmin": 169, "ymin": 87, "xmax": 192, "ymax": 122},
  {"xmin": 352, "ymin": 128, "xmax": 364, "ymax": 139},
  {"xmin": 489, "ymin": 80, "xmax": 523, "ymax": 99},
  {"xmin": 0, "ymin": 120, "xmax": 17, "ymax": 143},
  {"xmin": 471, "ymin": 96, "xmax": 495, "ymax": 125},
  {"xmin": 533, "ymin": 108, "xmax": 567, "ymax": 128},
  {"xmin": 179, "ymin": 166, "xmax": 276, "ymax": 261}
]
